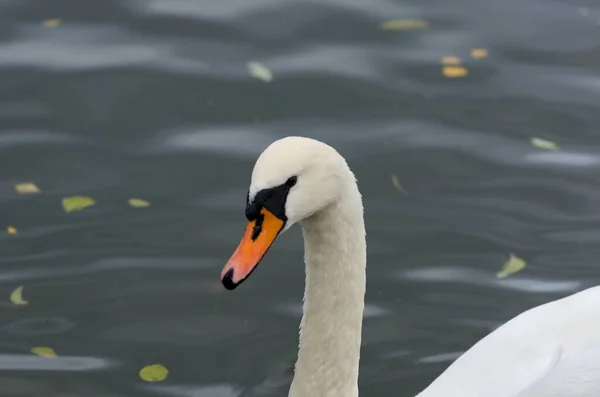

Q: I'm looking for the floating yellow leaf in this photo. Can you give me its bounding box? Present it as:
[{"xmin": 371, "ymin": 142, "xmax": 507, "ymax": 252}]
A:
[
  {"xmin": 441, "ymin": 56, "xmax": 461, "ymax": 65},
  {"xmin": 128, "ymin": 198, "xmax": 150, "ymax": 208},
  {"xmin": 139, "ymin": 364, "xmax": 168, "ymax": 382},
  {"xmin": 10, "ymin": 285, "xmax": 28, "ymax": 306},
  {"xmin": 380, "ymin": 19, "xmax": 429, "ymax": 30},
  {"xmin": 7, "ymin": 225, "xmax": 17, "ymax": 235},
  {"xmin": 15, "ymin": 183, "xmax": 41, "ymax": 194},
  {"xmin": 42, "ymin": 18, "xmax": 61, "ymax": 28},
  {"xmin": 62, "ymin": 196, "xmax": 95, "ymax": 213},
  {"xmin": 496, "ymin": 253, "xmax": 526, "ymax": 279},
  {"xmin": 442, "ymin": 66, "xmax": 469, "ymax": 78},
  {"xmin": 247, "ymin": 61, "xmax": 273, "ymax": 82},
  {"xmin": 531, "ymin": 137, "xmax": 559, "ymax": 151},
  {"xmin": 391, "ymin": 174, "xmax": 407, "ymax": 194},
  {"xmin": 470, "ymin": 48, "xmax": 488, "ymax": 59},
  {"xmin": 31, "ymin": 346, "xmax": 57, "ymax": 358}
]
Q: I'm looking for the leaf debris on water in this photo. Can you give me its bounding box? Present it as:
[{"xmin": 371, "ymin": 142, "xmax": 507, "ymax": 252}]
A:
[
  {"xmin": 15, "ymin": 183, "xmax": 41, "ymax": 194},
  {"xmin": 31, "ymin": 346, "xmax": 57, "ymax": 358},
  {"xmin": 139, "ymin": 364, "xmax": 169, "ymax": 382},
  {"xmin": 470, "ymin": 48, "xmax": 488, "ymax": 59},
  {"xmin": 62, "ymin": 196, "xmax": 96, "ymax": 213},
  {"xmin": 42, "ymin": 18, "xmax": 61, "ymax": 28},
  {"xmin": 7, "ymin": 225, "xmax": 17, "ymax": 235},
  {"xmin": 380, "ymin": 19, "xmax": 429, "ymax": 30},
  {"xmin": 442, "ymin": 66, "xmax": 469, "ymax": 78},
  {"xmin": 496, "ymin": 253, "xmax": 526, "ymax": 279},
  {"xmin": 10, "ymin": 285, "xmax": 28, "ymax": 306},
  {"xmin": 247, "ymin": 61, "xmax": 273, "ymax": 83},
  {"xmin": 391, "ymin": 174, "xmax": 407, "ymax": 194},
  {"xmin": 441, "ymin": 56, "xmax": 461, "ymax": 65},
  {"xmin": 128, "ymin": 198, "xmax": 150, "ymax": 208},
  {"xmin": 530, "ymin": 137, "xmax": 559, "ymax": 151}
]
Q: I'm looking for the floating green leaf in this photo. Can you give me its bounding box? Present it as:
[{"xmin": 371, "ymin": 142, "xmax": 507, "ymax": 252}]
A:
[
  {"xmin": 139, "ymin": 364, "xmax": 168, "ymax": 382},
  {"xmin": 531, "ymin": 137, "xmax": 558, "ymax": 151},
  {"xmin": 128, "ymin": 198, "xmax": 150, "ymax": 208},
  {"xmin": 62, "ymin": 196, "xmax": 95, "ymax": 213},
  {"xmin": 31, "ymin": 346, "xmax": 57, "ymax": 358},
  {"xmin": 15, "ymin": 183, "xmax": 41, "ymax": 194},
  {"xmin": 391, "ymin": 174, "xmax": 407, "ymax": 194},
  {"xmin": 496, "ymin": 254, "xmax": 526, "ymax": 279},
  {"xmin": 7, "ymin": 225, "xmax": 17, "ymax": 235},
  {"xmin": 247, "ymin": 61, "xmax": 273, "ymax": 82},
  {"xmin": 10, "ymin": 285, "xmax": 28, "ymax": 306}
]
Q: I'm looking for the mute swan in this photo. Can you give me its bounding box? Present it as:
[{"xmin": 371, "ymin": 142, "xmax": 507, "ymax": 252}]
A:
[{"xmin": 221, "ymin": 136, "xmax": 600, "ymax": 397}]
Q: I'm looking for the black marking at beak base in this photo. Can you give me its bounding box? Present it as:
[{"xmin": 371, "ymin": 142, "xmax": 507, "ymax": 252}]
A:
[{"xmin": 245, "ymin": 182, "xmax": 292, "ymax": 223}]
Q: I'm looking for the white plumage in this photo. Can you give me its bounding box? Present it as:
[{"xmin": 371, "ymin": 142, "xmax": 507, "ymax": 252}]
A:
[{"xmin": 227, "ymin": 136, "xmax": 600, "ymax": 397}]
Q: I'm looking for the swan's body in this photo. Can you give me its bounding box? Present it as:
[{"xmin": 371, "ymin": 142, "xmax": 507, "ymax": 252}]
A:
[
  {"xmin": 221, "ymin": 136, "xmax": 600, "ymax": 397},
  {"xmin": 417, "ymin": 285, "xmax": 600, "ymax": 397}
]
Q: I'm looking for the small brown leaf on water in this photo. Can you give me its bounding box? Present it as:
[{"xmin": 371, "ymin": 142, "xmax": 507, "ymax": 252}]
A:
[
  {"xmin": 470, "ymin": 48, "xmax": 488, "ymax": 59},
  {"xmin": 442, "ymin": 66, "xmax": 468, "ymax": 78},
  {"xmin": 15, "ymin": 183, "xmax": 41, "ymax": 194},
  {"xmin": 380, "ymin": 19, "xmax": 429, "ymax": 30},
  {"xmin": 42, "ymin": 19, "xmax": 61, "ymax": 28},
  {"xmin": 496, "ymin": 254, "xmax": 526, "ymax": 279},
  {"xmin": 441, "ymin": 56, "xmax": 461, "ymax": 65}
]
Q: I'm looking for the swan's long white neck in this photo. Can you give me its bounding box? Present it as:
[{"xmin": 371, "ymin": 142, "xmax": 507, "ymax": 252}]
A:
[{"xmin": 288, "ymin": 181, "xmax": 367, "ymax": 397}]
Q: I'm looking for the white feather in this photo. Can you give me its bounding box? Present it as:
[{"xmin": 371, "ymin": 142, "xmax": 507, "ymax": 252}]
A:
[{"xmin": 246, "ymin": 136, "xmax": 600, "ymax": 397}]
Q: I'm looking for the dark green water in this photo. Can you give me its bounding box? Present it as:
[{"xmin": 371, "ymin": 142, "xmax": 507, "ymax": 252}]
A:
[{"xmin": 1, "ymin": 0, "xmax": 600, "ymax": 395}]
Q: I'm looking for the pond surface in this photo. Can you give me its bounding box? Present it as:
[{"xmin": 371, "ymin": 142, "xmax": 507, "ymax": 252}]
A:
[{"xmin": 1, "ymin": 0, "xmax": 600, "ymax": 396}]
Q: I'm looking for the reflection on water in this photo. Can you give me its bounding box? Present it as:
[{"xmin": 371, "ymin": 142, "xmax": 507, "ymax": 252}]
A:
[
  {"xmin": 143, "ymin": 384, "xmax": 241, "ymax": 397},
  {"xmin": 400, "ymin": 266, "xmax": 581, "ymax": 293},
  {"xmin": 1, "ymin": 0, "xmax": 600, "ymax": 395},
  {"xmin": 0, "ymin": 354, "xmax": 115, "ymax": 371},
  {"xmin": 2, "ymin": 317, "xmax": 76, "ymax": 336}
]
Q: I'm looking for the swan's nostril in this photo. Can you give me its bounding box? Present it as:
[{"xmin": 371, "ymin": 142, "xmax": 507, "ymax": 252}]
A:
[
  {"xmin": 251, "ymin": 213, "xmax": 265, "ymax": 241},
  {"xmin": 222, "ymin": 268, "xmax": 237, "ymax": 290}
]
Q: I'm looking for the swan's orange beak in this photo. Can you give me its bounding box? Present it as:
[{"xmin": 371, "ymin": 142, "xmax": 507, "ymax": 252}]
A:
[{"xmin": 221, "ymin": 208, "xmax": 285, "ymax": 290}]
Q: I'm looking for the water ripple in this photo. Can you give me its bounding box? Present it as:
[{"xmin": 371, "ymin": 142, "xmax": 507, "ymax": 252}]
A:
[
  {"xmin": 0, "ymin": 354, "xmax": 117, "ymax": 371},
  {"xmin": 142, "ymin": 384, "xmax": 241, "ymax": 397},
  {"xmin": 398, "ymin": 266, "xmax": 581, "ymax": 294},
  {"xmin": 0, "ymin": 130, "xmax": 82, "ymax": 147},
  {"xmin": 1, "ymin": 0, "xmax": 600, "ymax": 394},
  {"xmin": 0, "ymin": 256, "xmax": 216, "ymax": 285}
]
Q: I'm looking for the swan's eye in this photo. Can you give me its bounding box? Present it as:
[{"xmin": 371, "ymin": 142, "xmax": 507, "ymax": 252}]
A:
[{"xmin": 285, "ymin": 176, "xmax": 298, "ymax": 188}]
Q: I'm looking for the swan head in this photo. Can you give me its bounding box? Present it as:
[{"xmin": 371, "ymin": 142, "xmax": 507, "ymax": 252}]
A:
[{"xmin": 220, "ymin": 136, "xmax": 349, "ymax": 290}]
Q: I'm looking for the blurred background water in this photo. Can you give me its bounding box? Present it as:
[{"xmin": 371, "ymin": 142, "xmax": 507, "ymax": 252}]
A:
[{"xmin": 1, "ymin": 0, "xmax": 600, "ymax": 395}]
